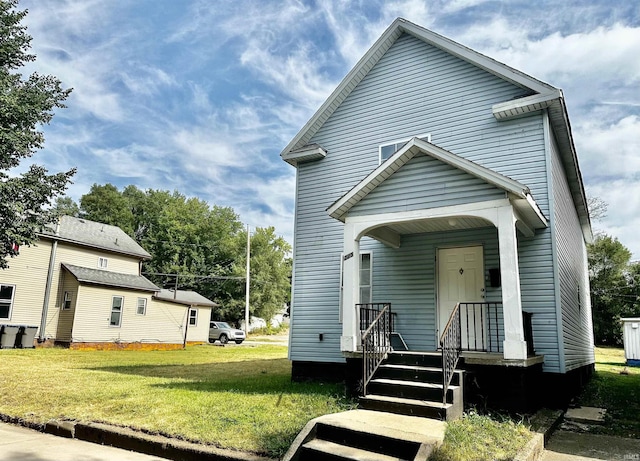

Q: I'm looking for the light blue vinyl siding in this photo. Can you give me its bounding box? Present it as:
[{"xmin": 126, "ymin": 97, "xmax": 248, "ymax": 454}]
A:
[
  {"xmin": 349, "ymin": 154, "xmax": 507, "ymax": 217},
  {"xmin": 289, "ymin": 32, "xmax": 557, "ymax": 368},
  {"xmin": 551, "ymin": 132, "xmax": 595, "ymax": 371}
]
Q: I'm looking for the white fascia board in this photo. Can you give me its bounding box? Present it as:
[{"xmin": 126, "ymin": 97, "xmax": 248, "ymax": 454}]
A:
[
  {"xmin": 492, "ymin": 91, "xmax": 561, "ymax": 120},
  {"xmin": 398, "ymin": 19, "xmax": 557, "ymax": 95},
  {"xmin": 327, "ymin": 137, "xmax": 531, "ymax": 221},
  {"xmin": 279, "ymin": 20, "xmax": 403, "ymax": 158},
  {"xmin": 280, "ymin": 18, "xmax": 559, "ymax": 159},
  {"xmin": 282, "ymin": 146, "xmax": 327, "ymax": 166}
]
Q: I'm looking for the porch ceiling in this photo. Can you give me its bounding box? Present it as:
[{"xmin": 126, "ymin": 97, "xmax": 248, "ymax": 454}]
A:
[{"xmin": 367, "ymin": 216, "xmax": 493, "ymax": 237}]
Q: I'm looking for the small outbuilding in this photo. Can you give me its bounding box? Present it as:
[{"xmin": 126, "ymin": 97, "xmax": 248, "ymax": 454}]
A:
[{"xmin": 622, "ymin": 318, "xmax": 640, "ymax": 366}]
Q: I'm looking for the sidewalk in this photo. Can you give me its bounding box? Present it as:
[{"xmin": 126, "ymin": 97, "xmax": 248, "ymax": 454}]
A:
[
  {"xmin": 0, "ymin": 422, "xmax": 168, "ymax": 461},
  {"xmin": 541, "ymin": 430, "xmax": 640, "ymax": 461}
]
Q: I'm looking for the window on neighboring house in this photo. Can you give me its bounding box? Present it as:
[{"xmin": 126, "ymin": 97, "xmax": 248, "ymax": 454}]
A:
[
  {"xmin": 188, "ymin": 308, "xmax": 197, "ymax": 326},
  {"xmin": 137, "ymin": 298, "xmax": 147, "ymax": 315},
  {"xmin": 339, "ymin": 252, "xmax": 373, "ymax": 322},
  {"xmin": 110, "ymin": 296, "xmax": 123, "ymax": 327},
  {"xmin": 98, "ymin": 257, "xmax": 108, "ymax": 269},
  {"xmin": 0, "ymin": 284, "xmax": 15, "ymax": 319},
  {"xmin": 62, "ymin": 291, "xmax": 72, "ymax": 310},
  {"xmin": 379, "ymin": 133, "xmax": 431, "ymax": 163}
]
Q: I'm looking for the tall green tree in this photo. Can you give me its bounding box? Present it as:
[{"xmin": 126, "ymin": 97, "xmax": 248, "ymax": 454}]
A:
[
  {"xmin": 80, "ymin": 183, "xmax": 134, "ymax": 235},
  {"xmin": 0, "ymin": 0, "xmax": 75, "ymax": 268},
  {"xmin": 222, "ymin": 227, "xmax": 292, "ymax": 325},
  {"xmin": 588, "ymin": 234, "xmax": 638, "ymax": 345},
  {"xmin": 53, "ymin": 196, "xmax": 79, "ymax": 217}
]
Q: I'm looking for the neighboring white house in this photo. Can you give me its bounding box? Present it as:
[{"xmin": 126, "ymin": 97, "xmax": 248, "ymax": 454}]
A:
[
  {"xmin": 281, "ymin": 18, "xmax": 594, "ymax": 411},
  {"xmin": 0, "ymin": 216, "xmax": 216, "ymax": 349}
]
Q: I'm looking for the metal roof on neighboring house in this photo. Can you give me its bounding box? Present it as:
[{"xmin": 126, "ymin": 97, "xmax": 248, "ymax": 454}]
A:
[
  {"xmin": 154, "ymin": 289, "xmax": 218, "ymax": 307},
  {"xmin": 62, "ymin": 263, "xmax": 159, "ymax": 292},
  {"xmin": 41, "ymin": 216, "xmax": 151, "ymax": 259}
]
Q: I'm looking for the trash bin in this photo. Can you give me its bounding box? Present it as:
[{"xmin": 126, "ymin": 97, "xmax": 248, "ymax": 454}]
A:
[
  {"xmin": 19, "ymin": 325, "xmax": 38, "ymax": 348},
  {"xmin": 0, "ymin": 325, "xmax": 20, "ymax": 349}
]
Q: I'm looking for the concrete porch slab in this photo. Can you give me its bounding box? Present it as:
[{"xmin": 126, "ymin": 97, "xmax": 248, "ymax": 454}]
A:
[{"xmin": 564, "ymin": 407, "xmax": 606, "ymax": 425}]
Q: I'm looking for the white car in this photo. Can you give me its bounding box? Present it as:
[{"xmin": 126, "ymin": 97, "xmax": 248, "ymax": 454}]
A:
[{"xmin": 209, "ymin": 321, "xmax": 245, "ymax": 344}]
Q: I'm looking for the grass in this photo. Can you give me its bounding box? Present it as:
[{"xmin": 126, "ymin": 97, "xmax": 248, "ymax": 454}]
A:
[
  {"xmin": 0, "ymin": 344, "xmax": 354, "ymax": 458},
  {"xmin": 430, "ymin": 411, "xmax": 532, "ymax": 461},
  {"xmin": 574, "ymin": 346, "xmax": 640, "ymax": 439}
]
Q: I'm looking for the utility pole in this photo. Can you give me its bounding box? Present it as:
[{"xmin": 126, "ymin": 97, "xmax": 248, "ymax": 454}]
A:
[{"xmin": 244, "ymin": 224, "xmax": 250, "ymax": 334}]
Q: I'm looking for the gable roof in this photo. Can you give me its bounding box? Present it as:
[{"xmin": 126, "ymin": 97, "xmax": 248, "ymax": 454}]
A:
[
  {"xmin": 41, "ymin": 216, "xmax": 151, "ymax": 260},
  {"xmin": 327, "ymin": 137, "xmax": 547, "ymax": 230},
  {"xmin": 282, "ymin": 17, "xmax": 591, "ymax": 240},
  {"xmin": 154, "ymin": 289, "xmax": 218, "ymax": 307},
  {"xmin": 62, "ymin": 263, "xmax": 159, "ymax": 292}
]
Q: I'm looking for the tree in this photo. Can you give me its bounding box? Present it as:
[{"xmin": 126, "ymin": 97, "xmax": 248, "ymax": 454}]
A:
[
  {"xmin": 53, "ymin": 196, "xmax": 79, "ymax": 217},
  {"xmin": 80, "ymin": 183, "xmax": 134, "ymax": 235},
  {"xmin": 588, "ymin": 234, "xmax": 637, "ymax": 345},
  {"xmin": 0, "ymin": 0, "xmax": 75, "ymax": 268},
  {"xmin": 222, "ymin": 227, "xmax": 292, "ymax": 325}
]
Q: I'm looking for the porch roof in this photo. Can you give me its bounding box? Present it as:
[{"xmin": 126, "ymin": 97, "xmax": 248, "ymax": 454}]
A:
[{"xmin": 327, "ymin": 137, "xmax": 548, "ymax": 231}]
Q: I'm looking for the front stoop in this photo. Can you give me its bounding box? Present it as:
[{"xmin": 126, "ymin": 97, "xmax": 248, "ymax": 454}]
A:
[
  {"xmin": 360, "ymin": 352, "xmax": 464, "ymax": 421},
  {"xmin": 283, "ymin": 410, "xmax": 445, "ymax": 461}
]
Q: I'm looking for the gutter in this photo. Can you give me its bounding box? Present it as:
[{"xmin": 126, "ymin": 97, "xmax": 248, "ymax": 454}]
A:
[{"xmin": 39, "ymin": 219, "xmax": 60, "ymax": 341}]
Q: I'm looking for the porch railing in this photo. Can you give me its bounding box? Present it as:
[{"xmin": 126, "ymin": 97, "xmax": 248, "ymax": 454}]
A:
[
  {"xmin": 459, "ymin": 302, "xmax": 502, "ymax": 353},
  {"xmin": 359, "ymin": 303, "xmax": 392, "ymax": 397},
  {"xmin": 439, "ymin": 303, "xmax": 462, "ymax": 405}
]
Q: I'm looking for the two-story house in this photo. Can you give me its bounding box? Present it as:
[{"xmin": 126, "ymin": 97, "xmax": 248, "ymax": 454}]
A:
[
  {"xmin": 0, "ymin": 216, "xmax": 215, "ymax": 349},
  {"xmin": 281, "ymin": 18, "xmax": 594, "ymax": 414}
]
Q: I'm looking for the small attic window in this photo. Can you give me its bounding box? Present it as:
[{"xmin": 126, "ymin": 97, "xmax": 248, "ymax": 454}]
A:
[
  {"xmin": 98, "ymin": 257, "xmax": 108, "ymax": 269},
  {"xmin": 379, "ymin": 133, "xmax": 431, "ymax": 163}
]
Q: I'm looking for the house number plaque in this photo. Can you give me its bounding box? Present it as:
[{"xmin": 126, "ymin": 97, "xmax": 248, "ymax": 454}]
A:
[{"xmin": 344, "ymin": 252, "xmax": 354, "ymax": 261}]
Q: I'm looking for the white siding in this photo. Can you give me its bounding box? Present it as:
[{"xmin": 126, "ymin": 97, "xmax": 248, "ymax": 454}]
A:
[
  {"xmin": 72, "ymin": 286, "xmax": 189, "ymax": 344},
  {"xmin": 290, "ymin": 33, "xmax": 557, "ymax": 367},
  {"xmin": 551, "ymin": 130, "xmax": 595, "ymax": 371}
]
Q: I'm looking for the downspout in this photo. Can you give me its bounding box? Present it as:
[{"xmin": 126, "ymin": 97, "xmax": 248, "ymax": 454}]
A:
[
  {"xmin": 39, "ymin": 219, "xmax": 61, "ymax": 341},
  {"xmin": 182, "ymin": 305, "xmax": 191, "ymax": 349}
]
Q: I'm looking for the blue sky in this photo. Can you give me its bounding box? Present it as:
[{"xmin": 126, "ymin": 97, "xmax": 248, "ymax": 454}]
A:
[{"xmin": 18, "ymin": 0, "xmax": 640, "ymax": 256}]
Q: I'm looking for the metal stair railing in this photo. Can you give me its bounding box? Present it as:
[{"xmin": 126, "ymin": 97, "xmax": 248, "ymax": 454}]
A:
[
  {"xmin": 359, "ymin": 303, "xmax": 392, "ymax": 397},
  {"xmin": 439, "ymin": 303, "xmax": 462, "ymax": 405}
]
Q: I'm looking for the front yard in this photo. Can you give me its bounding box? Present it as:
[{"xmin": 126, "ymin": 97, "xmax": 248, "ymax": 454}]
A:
[{"xmin": 0, "ymin": 344, "xmax": 353, "ymax": 458}]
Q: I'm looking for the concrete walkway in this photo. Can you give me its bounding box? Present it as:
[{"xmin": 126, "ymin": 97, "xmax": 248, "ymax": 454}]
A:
[
  {"xmin": 0, "ymin": 422, "xmax": 169, "ymax": 461},
  {"xmin": 541, "ymin": 430, "xmax": 640, "ymax": 461}
]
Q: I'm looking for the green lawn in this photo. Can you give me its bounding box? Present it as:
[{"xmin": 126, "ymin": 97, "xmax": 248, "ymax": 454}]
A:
[
  {"xmin": 0, "ymin": 344, "xmax": 354, "ymax": 458},
  {"xmin": 575, "ymin": 346, "xmax": 640, "ymax": 438}
]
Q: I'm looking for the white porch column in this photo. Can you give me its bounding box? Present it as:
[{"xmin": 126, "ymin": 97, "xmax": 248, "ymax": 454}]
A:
[
  {"xmin": 340, "ymin": 222, "xmax": 360, "ymax": 353},
  {"xmin": 497, "ymin": 205, "xmax": 528, "ymax": 360}
]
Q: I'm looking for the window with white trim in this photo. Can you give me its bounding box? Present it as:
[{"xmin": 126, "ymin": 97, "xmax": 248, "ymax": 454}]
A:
[
  {"xmin": 359, "ymin": 253, "xmax": 372, "ymax": 303},
  {"xmin": 136, "ymin": 297, "xmax": 147, "ymax": 315},
  {"xmin": 379, "ymin": 133, "xmax": 431, "ymax": 163},
  {"xmin": 0, "ymin": 284, "xmax": 15, "ymax": 319},
  {"xmin": 188, "ymin": 308, "xmax": 198, "ymax": 326},
  {"xmin": 110, "ymin": 296, "xmax": 123, "ymax": 327},
  {"xmin": 98, "ymin": 257, "xmax": 108, "ymax": 269},
  {"xmin": 339, "ymin": 252, "xmax": 373, "ymax": 322},
  {"xmin": 62, "ymin": 291, "xmax": 72, "ymax": 310}
]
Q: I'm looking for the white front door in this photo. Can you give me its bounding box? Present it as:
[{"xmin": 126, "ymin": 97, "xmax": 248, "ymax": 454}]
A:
[{"xmin": 437, "ymin": 246, "xmax": 485, "ymax": 348}]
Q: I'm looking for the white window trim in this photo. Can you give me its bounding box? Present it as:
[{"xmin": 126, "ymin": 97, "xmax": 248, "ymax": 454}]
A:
[
  {"xmin": 188, "ymin": 308, "xmax": 198, "ymax": 326},
  {"xmin": 98, "ymin": 257, "xmax": 108, "ymax": 269},
  {"xmin": 339, "ymin": 251, "xmax": 373, "ymax": 323},
  {"xmin": 110, "ymin": 295, "xmax": 123, "ymax": 327},
  {"xmin": 136, "ymin": 297, "xmax": 147, "ymax": 316},
  {"xmin": 0, "ymin": 284, "xmax": 16, "ymax": 320},
  {"xmin": 62, "ymin": 291, "xmax": 72, "ymax": 310},
  {"xmin": 379, "ymin": 133, "xmax": 431, "ymax": 164}
]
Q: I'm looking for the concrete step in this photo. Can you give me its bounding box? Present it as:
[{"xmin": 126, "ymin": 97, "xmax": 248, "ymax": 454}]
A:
[
  {"xmin": 376, "ymin": 364, "xmax": 463, "ymax": 386},
  {"xmin": 386, "ymin": 351, "xmax": 442, "ymax": 368},
  {"xmin": 315, "ymin": 422, "xmax": 420, "ymax": 460},
  {"xmin": 368, "ymin": 378, "xmax": 460, "ymax": 403},
  {"xmin": 301, "ymin": 439, "xmax": 407, "ymax": 461},
  {"xmin": 360, "ymin": 394, "xmax": 452, "ymax": 420}
]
